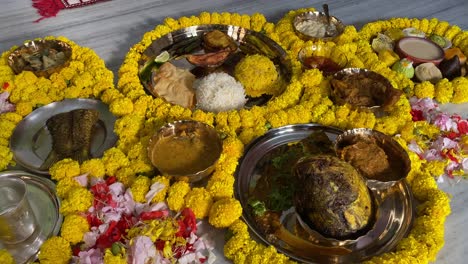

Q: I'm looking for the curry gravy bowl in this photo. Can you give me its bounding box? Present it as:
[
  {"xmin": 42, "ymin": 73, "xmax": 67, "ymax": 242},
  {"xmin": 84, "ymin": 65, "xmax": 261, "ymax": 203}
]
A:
[
  {"xmin": 334, "ymin": 128, "xmax": 411, "ymax": 190},
  {"xmin": 147, "ymin": 120, "xmax": 222, "ymax": 182}
]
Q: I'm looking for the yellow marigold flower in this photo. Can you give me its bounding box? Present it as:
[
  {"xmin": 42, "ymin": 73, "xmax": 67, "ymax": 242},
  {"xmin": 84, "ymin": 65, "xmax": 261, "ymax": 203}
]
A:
[
  {"xmin": 0, "ymin": 249, "xmax": 14, "ymax": 264},
  {"xmin": 56, "ymin": 177, "xmax": 81, "ymax": 199},
  {"xmin": 422, "ymin": 160, "xmax": 447, "ymax": 178},
  {"xmin": 0, "ymin": 112, "xmax": 22, "ymax": 123},
  {"xmin": 80, "ymin": 158, "xmax": 106, "ymax": 178},
  {"xmin": 410, "ymin": 171, "xmax": 438, "ymax": 201},
  {"xmin": 103, "ymin": 248, "xmax": 127, "ymax": 264},
  {"xmin": 414, "ymin": 81, "xmax": 435, "ymax": 99},
  {"xmin": 184, "ymin": 187, "xmax": 213, "ymax": 219},
  {"xmin": 210, "ymin": 12, "xmax": 221, "ymax": 24},
  {"xmin": 163, "ymin": 17, "xmax": 180, "ymax": 30},
  {"xmin": 0, "ymin": 119, "xmax": 15, "ymax": 138},
  {"xmin": 198, "ymin": 12, "xmax": 211, "ymax": 24},
  {"xmin": 167, "ymin": 181, "xmax": 191, "ymax": 211},
  {"xmin": 245, "ymin": 244, "xmax": 291, "ymax": 263},
  {"xmin": 115, "ymin": 167, "xmax": 137, "ymax": 187},
  {"xmin": 100, "ymin": 89, "xmax": 123, "ymax": 105},
  {"xmin": 110, "ymin": 97, "xmax": 134, "ymax": 116},
  {"xmin": 208, "ymin": 197, "xmax": 242, "ymax": 228},
  {"xmin": 14, "ymin": 101, "xmax": 33, "ymax": 116},
  {"xmin": 224, "ymin": 233, "xmax": 259, "ymax": 261},
  {"xmin": 451, "ymin": 77, "xmax": 468, "ymax": 103},
  {"xmin": 151, "ymin": 175, "xmax": 170, "ymax": 203},
  {"xmin": 206, "ymin": 176, "xmax": 235, "ymax": 200},
  {"xmin": 60, "ymin": 187, "xmax": 93, "ymax": 216},
  {"xmin": 60, "ymin": 214, "xmax": 89, "ymax": 244},
  {"xmin": 229, "ymin": 219, "xmax": 249, "ymax": 236},
  {"xmin": 130, "ymin": 175, "xmax": 151, "ymax": 203},
  {"xmin": 49, "ymin": 158, "xmax": 81, "ymax": 182},
  {"xmin": 102, "ymin": 147, "xmax": 130, "ymax": 176},
  {"xmin": 434, "ymin": 78, "xmax": 453, "ymax": 103},
  {"xmin": 250, "ymin": 13, "xmax": 267, "ymax": 32},
  {"xmin": 38, "ymin": 236, "xmax": 72, "ymax": 264},
  {"xmin": 0, "ymin": 145, "xmax": 13, "ymax": 171}
]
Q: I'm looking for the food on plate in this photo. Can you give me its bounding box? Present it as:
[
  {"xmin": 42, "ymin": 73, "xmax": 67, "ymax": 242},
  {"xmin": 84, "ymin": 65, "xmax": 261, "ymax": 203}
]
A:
[
  {"xmin": 293, "ymin": 154, "xmax": 373, "ymax": 238},
  {"xmin": 402, "ymin": 27, "xmax": 425, "ymax": 38},
  {"xmin": 302, "ymin": 56, "xmax": 343, "ymax": 75},
  {"xmin": 371, "ymin": 33, "xmax": 394, "ymax": 53},
  {"xmin": 383, "ymin": 28, "xmax": 404, "ymax": 41},
  {"xmin": 186, "ymin": 49, "xmax": 232, "ymax": 67},
  {"xmin": 392, "ymin": 58, "xmax": 415, "ymax": 79},
  {"xmin": 295, "ymin": 19, "xmax": 336, "ymax": 38},
  {"xmin": 331, "ymin": 71, "xmax": 403, "ymax": 109},
  {"xmin": 415, "ymin": 62, "xmax": 443, "ymax": 83},
  {"xmin": 338, "ymin": 138, "xmax": 390, "ymax": 180},
  {"xmin": 439, "ymin": 55, "xmax": 462, "ymax": 80},
  {"xmin": 444, "ymin": 47, "xmax": 467, "ymax": 64},
  {"xmin": 40, "ymin": 109, "xmax": 99, "ymax": 170},
  {"xmin": 194, "ymin": 72, "xmax": 247, "ymax": 113},
  {"xmin": 378, "ymin": 49, "xmax": 400, "ymax": 67},
  {"xmin": 17, "ymin": 48, "xmax": 66, "ymax": 71},
  {"xmin": 429, "ymin": 34, "xmax": 447, "ymax": 48},
  {"xmin": 151, "ymin": 62, "xmax": 196, "ymax": 109},
  {"xmin": 202, "ymin": 30, "xmax": 237, "ymax": 52},
  {"xmin": 234, "ymin": 54, "xmax": 278, "ymax": 97}
]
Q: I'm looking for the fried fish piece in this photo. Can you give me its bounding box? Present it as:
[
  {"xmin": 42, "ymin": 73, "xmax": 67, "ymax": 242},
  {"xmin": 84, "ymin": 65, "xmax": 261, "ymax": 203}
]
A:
[
  {"xmin": 72, "ymin": 109, "xmax": 99, "ymax": 163},
  {"xmin": 40, "ymin": 108, "xmax": 100, "ymax": 170}
]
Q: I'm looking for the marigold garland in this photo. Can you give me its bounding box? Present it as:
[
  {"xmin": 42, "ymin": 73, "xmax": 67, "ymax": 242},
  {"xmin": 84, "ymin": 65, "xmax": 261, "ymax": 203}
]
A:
[
  {"xmin": 356, "ymin": 17, "xmax": 468, "ymax": 104},
  {"xmin": 0, "ymin": 36, "xmax": 115, "ymax": 171},
  {"xmin": 0, "ymin": 11, "xmax": 456, "ymax": 264}
]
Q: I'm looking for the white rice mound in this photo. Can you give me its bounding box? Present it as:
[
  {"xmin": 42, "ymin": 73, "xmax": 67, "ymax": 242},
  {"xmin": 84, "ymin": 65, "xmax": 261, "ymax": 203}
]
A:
[{"xmin": 194, "ymin": 72, "xmax": 248, "ymax": 113}]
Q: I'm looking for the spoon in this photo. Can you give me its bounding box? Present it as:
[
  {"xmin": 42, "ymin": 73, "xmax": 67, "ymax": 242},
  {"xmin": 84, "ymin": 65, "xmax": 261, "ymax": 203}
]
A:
[{"xmin": 322, "ymin": 4, "xmax": 335, "ymax": 37}]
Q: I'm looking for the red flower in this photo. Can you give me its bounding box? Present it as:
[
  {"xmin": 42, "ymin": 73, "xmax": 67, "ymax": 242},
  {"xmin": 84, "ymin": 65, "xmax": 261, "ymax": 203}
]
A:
[
  {"xmin": 139, "ymin": 210, "xmax": 169, "ymax": 221},
  {"xmin": 446, "ymin": 131, "xmax": 458, "ymax": 140},
  {"xmin": 176, "ymin": 208, "xmax": 197, "ymax": 238},
  {"xmin": 410, "ymin": 109, "xmax": 425, "ymax": 121},
  {"xmin": 2, "ymin": 82, "xmax": 9, "ymax": 90},
  {"xmin": 106, "ymin": 176, "xmax": 117, "ymax": 185},
  {"xmin": 458, "ymin": 120, "xmax": 468, "ymax": 135},
  {"xmin": 95, "ymin": 221, "xmax": 122, "ymax": 249},
  {"xmin": 86, "ymin": 213, "xmax": 103, "ymax": 227}
]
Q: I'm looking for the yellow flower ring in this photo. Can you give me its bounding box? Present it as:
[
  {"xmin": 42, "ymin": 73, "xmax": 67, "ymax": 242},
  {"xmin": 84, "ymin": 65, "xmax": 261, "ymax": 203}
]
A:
[
  {"xmin": 357, "ymin": 17, "xmax": 468, "ymax": 104},
  {"xmin": 0, "ymin": 36, "xmax": 115, "ymax": 171},
  {"xmin": 117, "ymin": 12, "xmax": 307, "ymax": 144}
]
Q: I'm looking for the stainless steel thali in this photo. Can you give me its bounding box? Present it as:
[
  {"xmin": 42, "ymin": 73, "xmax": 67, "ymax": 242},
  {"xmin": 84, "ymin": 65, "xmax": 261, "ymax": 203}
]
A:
[
  {"xmin": 0, "ymin": 170, "xmax": 62, "ymax": 264},
  {"xmin": 10, "ymin": 98, "xmax": 118, "ymax": 175},
  {"xmin": 139, "ymin": 24, "xmax": 291, "ymax": 108},
  {"xmin": 235, "ymin": 123, "xmax": 415, "ymax": 263}
]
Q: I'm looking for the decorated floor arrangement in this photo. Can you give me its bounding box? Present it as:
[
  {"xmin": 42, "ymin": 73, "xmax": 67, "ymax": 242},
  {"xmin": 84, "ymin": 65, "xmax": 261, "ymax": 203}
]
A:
[{"xmin": 0, "ymin": 7, "xmax": 467, "ymax": 264}]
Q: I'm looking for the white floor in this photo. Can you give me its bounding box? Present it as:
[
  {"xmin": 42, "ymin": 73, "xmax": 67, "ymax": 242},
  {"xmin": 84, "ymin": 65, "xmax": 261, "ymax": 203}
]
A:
[{"xmin": 1, "ymin": 0, "xmax": 467, "ymax": 263}]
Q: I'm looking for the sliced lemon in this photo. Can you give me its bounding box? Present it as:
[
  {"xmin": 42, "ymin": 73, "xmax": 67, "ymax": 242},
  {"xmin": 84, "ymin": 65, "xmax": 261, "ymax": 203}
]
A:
[{"xmin": 155, "ymin": 51, "xmax": 170, "ymax": 63}]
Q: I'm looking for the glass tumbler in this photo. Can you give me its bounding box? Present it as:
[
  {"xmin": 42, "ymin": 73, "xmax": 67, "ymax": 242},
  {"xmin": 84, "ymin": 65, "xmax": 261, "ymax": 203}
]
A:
[{"xmin": 0, "ymin": 177, "xmax": 38, "ymax": 244}]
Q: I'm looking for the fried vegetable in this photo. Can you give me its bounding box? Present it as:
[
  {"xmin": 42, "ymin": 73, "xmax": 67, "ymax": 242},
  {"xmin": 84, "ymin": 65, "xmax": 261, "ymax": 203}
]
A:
[
  {"xmin": 203, "ymin": 30, "xmax": 237, "ymax": 52},
  {"xmin": 293, "ymin": 155, "xmax": 373, "ymax": 238},
  {"xmin": 186, "ymin": 49, "xmax": 231, "ymax": 67}
]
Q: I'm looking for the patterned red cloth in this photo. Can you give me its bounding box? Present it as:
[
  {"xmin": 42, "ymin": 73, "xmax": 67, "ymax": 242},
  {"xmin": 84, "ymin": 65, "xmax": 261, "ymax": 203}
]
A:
[{"xmin": 33, "ymin": 0, "xmax": 109, "ymax": 22}]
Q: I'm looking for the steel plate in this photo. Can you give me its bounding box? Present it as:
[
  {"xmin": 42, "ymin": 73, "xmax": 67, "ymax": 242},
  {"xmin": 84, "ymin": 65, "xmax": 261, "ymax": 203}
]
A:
[
  {"xmin": 235, "ymin": 123, "xmax": 415, "ymax": 263},
  {"xmin": 10, "ymin": 98, "xmax": 118, "ymax": 175},
  {"xmin": 139, "ymin": 24, "xmax": 291, "ymax": 108},
  {"xmin": 0, "ymin": 171, "xmax": 62, "ymax": 264}
]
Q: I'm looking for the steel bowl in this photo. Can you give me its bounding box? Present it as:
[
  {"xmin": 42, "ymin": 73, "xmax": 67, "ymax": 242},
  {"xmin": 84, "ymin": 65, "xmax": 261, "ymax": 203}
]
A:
[
  {"xmin": 8, "ymin": 39, "xmax": 72, "ymax": 78},
  {"xmin": 293, "ymin": 11, "xmax": 345, "ymax": 41},
  {"xmin": 331, "ymin": 68, "xmax": 403, "ymax": 115},
  {"xmin": 297, "ymin": 44, "xmax": 348, "ymax": 75},
  {"xmin": 334, "ymin": 128, "xmax": 411, "ymax": 190},
  {"xmin": 147, "ymin": 120, "xmax": 222, "ymax": 183}
]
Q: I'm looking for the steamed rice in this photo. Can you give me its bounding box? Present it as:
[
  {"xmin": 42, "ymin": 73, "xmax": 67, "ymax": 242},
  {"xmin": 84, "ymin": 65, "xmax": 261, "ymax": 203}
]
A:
[{"xmin": 194, "ymin": 72, "xmax": 248, "ymax": 113}]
